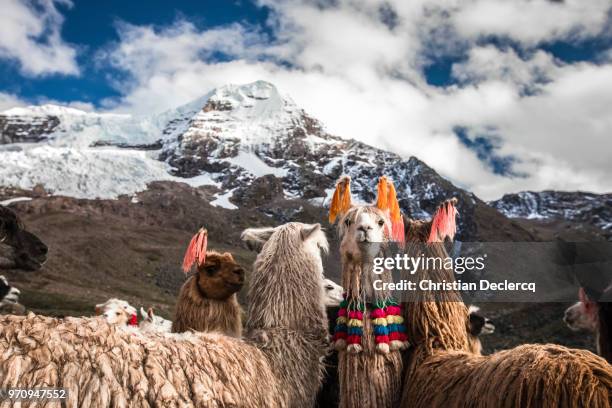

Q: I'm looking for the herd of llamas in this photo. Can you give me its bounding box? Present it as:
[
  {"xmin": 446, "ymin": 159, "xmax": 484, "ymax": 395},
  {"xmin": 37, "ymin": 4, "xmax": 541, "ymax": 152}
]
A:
[{"xmin": 0, "ymin": 174, "xmax": 611, "ymax": 407}]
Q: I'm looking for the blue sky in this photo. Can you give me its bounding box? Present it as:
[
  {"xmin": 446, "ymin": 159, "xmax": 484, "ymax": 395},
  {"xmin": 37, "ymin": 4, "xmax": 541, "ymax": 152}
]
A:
[
  {"xmin": 1, "ymin": 0, "xmax": 612, "ymax": 199},
  {"xmin": 0, "ymin": 1, "xmax": 271, "ymax": 104}
]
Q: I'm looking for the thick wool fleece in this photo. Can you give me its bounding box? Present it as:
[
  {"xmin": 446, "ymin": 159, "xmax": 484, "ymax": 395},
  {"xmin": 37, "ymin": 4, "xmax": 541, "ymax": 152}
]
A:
[
  {"xmin": 0, "ymin": 222, "xmax": 329, "ymax": 408},
  {"xmin": 399, "ymin": 239, "xmax": 612, "ymax": 408},
  {"xmin": 0, "ymin": 314, "xmax": 282, "ymax": 407}
]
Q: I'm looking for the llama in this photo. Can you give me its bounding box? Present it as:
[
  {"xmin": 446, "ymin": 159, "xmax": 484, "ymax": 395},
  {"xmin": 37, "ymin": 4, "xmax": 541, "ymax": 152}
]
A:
[
  {"xmin": 328, "ymin": 175, "xmax": 407, "ymax": 408},
  {"xmin": 323, "ymin": 278, "xmax": 344, "ymax": 306},
  {"xmin": 467, "ymin": 305, "xmax": 495, "ymax": 355},
  {"xmin": 0, "ymin": 275, "xmax": 25, "ymax": 315},
  {"xmin": 397, "ymin": 199, "xmax": 612, "ymax": 407},
  {"xmin": 0, "ymin": 205, "xmax": 47, "ymax": 271},
  {"xmin": 564, "ymin": 300, "xmax": 598, "ymax": 333},
  {"xmin": 0, "ymin": 221, "xmax": 330, "ymax": 407},
  {"xmin": 139, "ymin": 307, "xmax": 173, "ymax": 333},
  {"xmin": 565, "ymin": 287, "xmax": 612, "ymax": 364},
  {"xmin": 95, "ymin": 298, "xmax": 139, "ymax": 327},
  {"xmin": 172, "ymin": 228, "xmax": 245, "ymax": 336}
]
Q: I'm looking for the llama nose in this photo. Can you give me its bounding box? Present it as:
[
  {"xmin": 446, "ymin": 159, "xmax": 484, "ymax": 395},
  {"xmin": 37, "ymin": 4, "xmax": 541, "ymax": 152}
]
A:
[{"xmin": 357, "ymin": 225, "xmax": 372, "ymax": 234}]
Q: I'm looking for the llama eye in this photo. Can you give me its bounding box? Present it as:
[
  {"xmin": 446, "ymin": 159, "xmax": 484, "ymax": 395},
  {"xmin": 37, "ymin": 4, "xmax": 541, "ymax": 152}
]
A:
[
  {"xmin": 326, "ymin": 285, "xmax": 333, "ymax": 290},
  {"xmin": 378, "ymin": 220, "xmax": 384, "ymax": 227},
  {"xmin": 344, "ymin": 219, "xmax": 352, "ymax": 227},
  {"xmin": 116, "ymin": 312, "xmax": 120, "ymax": 316}
]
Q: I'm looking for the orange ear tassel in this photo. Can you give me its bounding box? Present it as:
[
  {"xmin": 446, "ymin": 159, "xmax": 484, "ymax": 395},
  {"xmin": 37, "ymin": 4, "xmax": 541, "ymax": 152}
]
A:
[
  {"xmin": 182, "ymin": 228, "xmax": 208, "ymax": 273},
  {"xmin": 427, "ymin": 200, "xmax": 458, "ymax": 243},
  {"xmin": 376, "ymin": 176, "xmax": 405, "ymax": 243},
  {"xmin": 386, "ymin": 182, "xmax": 405, "ymax": 244},
  {"xmin": 376, "ymin": 176, "xmax": 389, "ymax": 211},
  {"xmin": 329, "ymin": 176, "xmax": 352, "ymax": 223}
]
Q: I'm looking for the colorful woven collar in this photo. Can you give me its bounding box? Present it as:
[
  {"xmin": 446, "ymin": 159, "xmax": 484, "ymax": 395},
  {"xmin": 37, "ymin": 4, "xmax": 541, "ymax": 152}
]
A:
[{"xmin": 333, "ymin": 295, "xmax": 409, "ymax": 354}]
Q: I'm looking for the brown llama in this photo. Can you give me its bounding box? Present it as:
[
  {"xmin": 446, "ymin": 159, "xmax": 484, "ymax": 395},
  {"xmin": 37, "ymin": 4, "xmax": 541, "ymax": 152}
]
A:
[
  {"xmin": 172, "ymin": 229, "xmax": 245, "ymax": 336},
  {"xmin": 399, "ymin": 199, "xmax": 612, "ymax": 407},
  {"xmin": 328, "ymin": 175, "xmax": 407, "ymax": 408},
  {"xmin": 0, "ymin": 222, "xmax": 330, "ymax": 407}
]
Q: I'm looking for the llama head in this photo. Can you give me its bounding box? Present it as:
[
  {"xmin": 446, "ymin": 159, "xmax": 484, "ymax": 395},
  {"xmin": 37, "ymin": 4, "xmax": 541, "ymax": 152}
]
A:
[
  {"xmin": 338, "ymin": 206, "xmax": 390, "ymax": 262},
  {"xmin": 139, "ymin": 307, "xmax": 172, "ymax": 333},
  {"xmin": 564, "ymin": 288, "xmax": 599, "ymax": 333},
  {"xmin": 242, "ymin": 222, "xmax": 329, "ymax": 329},
  {"xmin": 468, "ymin": 305, "xmax": 495, "ymax": 336},
  {"xmin": 564, "ymin": 301, "xmax": 598, "ymax": 332},
  {"xmin": 101, "ymin": 304, "xmax": 131, "ymax": 325},
  {"xmin": 195, "ymin": 251, "xmax": 245, "ymax": 300},
  {"xmin": 0, "ymin": 205, "xmax": 48, "ymax": 271},
  {"xmin": 323, "ymin": 278, "xmax": 344, "ymax": 306},
  {"xmin": 330, "ymin": 175, "xmax": 404, "ymax": 263},
  {"xmin": 95, "ymin": 298, "xmax": 137, "ymax": 317},
  {"xmin": 0, "ymin": 275, "xmax": 21, "ymax": 304}
]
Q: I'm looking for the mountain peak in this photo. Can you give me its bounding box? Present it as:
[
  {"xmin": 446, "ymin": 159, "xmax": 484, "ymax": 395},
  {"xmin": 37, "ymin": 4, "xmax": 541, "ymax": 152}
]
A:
[
  {"xmin": 201, "ymin": 80, "xmax": 291, "ymax": 120},
  {"xmin": 2, "ymin": 104, "xmax": 89, "ymax": 117}
]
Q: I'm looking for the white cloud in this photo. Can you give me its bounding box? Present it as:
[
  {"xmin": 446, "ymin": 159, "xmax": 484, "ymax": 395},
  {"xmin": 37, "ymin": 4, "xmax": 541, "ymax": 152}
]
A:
[
  {"xmin": 452, "ymin": 0, "xmax": 611, "ymax": 46},
  {"xmin": 0, "ymin": 92, "xmax": 27, "ymax": 111},
  {"xmin": 451, "ymin": 46, "xmax": 561, "ymax": 89},
  {"xmin": 0, "ymin": 0, "xmax": 79, "ymax": 76},
  {"xmin": 91, "ymin": 0, "xmax": 612, "ymax": 199}
]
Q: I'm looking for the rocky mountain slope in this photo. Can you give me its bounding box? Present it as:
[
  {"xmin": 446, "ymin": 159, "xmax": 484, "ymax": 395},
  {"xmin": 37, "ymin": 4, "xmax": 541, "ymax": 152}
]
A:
[
  {"xmin": 491, "ymin": 191, "xmax": 612, "ymax": 239},
  {"xmin": 0, "ymin": 80, "xmax": 532, "ymax": 242}
]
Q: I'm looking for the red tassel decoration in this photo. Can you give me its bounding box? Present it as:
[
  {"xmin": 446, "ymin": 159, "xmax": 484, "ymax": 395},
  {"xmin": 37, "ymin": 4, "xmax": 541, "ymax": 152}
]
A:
[
  {"xmin": 427, "ymin": 200, "xmax": 458, "ymax": 243},
  {"xmin": 182, "ymin": 228, "xmax": 208, "ymax": 273}
]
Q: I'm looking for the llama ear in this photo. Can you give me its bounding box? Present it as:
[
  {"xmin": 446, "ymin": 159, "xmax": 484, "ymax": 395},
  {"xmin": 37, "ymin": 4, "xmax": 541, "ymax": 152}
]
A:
[
  {"xmin": 329, "ymin": 176, "xmax": 352, "ymax": 224},
  {"xmin": 301, "ymin": 223, "xmax": 321, "ymax": 241},
  {"xmin": 241, "ymin": 227, "xmax": 275, "ymax": 253},
  {"xmin": 95, "ymin": 305, "xmax": 102, "ymax": 315},
  {"xmin": 147, "ymin": 307, "xmax": 154, "ymax": 319},
  {"xmin": 140, "ymin": 307, "xmax": 148, "ymax": 320}
]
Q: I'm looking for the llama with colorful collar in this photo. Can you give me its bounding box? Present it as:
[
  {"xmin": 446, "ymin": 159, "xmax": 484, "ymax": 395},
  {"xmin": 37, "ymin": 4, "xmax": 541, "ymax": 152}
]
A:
[{"xmin": 329, "ymin": 175, "xmax": 408, "ymax": 408}]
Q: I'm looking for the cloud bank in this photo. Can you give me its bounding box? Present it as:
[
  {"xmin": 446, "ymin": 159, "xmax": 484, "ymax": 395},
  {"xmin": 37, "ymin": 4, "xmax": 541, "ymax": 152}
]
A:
[
  {"xmin": 0, "ymin": 0, "xmax": 79, "ymax": 76},
  {"xmin": 6, "ymin": 0, "xmax": 612, "ymax": 200}
]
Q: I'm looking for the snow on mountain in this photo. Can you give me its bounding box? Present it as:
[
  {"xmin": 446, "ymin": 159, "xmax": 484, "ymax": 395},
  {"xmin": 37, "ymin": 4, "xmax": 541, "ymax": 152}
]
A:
[
  {"xmin": 0, "ymin": 80, "xmax": 503, "ymax": 239},
  {"xmin": 491, "ymin": 191, "xmax": 612, "ymax": 232},
  {"xmin": 2, "ymin": 104, "xmax": 89, "ymax": 116}
]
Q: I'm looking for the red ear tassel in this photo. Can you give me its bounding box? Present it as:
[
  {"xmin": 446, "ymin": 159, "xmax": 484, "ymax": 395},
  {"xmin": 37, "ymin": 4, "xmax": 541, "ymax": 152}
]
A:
[
  {"xmin": 182, "ymin": 228, "xmax": 208, "ymax": 273},
  {"xmin": 427, "ymin": 200, "xmax": 458, "ymax": 243}
]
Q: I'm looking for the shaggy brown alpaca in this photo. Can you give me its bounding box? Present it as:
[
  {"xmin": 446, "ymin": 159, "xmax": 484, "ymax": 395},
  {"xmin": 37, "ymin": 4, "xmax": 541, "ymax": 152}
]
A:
[
  {"xmin": 172, "ymin": 250, "xmax": 245, "ymax": 336},
  {"xmin": 399, "ymin": 200, "xmax": 612, "ymax": 408},
  {"xmin": 0, "ymin": 222, "xmax": 329, "ymax": 407},
  {"xmin": 0, "ymin": 205, "xmax": 47, "ymax": 271},
  {"xmin": 329, "ymin": 176, "xmax": 406, "ymax": 408}
]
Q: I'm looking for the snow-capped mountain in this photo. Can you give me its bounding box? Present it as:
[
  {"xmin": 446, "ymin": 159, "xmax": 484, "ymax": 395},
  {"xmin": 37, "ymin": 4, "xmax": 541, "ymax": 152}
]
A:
[
  {"xmin": 0, "ymin": 80, "xmax": 527, "ymax": 240},
  {"xmin": 491, "ymin": 191, "xmax": 612, "ymax": 233}
]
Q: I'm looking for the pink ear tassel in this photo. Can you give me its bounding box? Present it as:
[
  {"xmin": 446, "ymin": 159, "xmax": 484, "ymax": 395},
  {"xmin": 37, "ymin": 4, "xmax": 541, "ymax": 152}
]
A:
[
  {"xmin": 427, "ymin": 201, "xmax": 458, "ymax": 243},
  {"xmin": 182, "ymin": 228, "xmax": 208, "ymax": 273}
]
